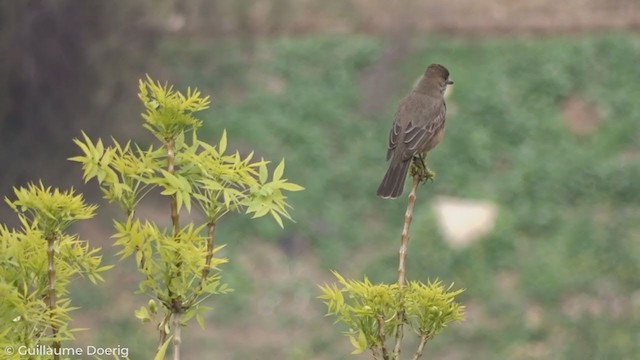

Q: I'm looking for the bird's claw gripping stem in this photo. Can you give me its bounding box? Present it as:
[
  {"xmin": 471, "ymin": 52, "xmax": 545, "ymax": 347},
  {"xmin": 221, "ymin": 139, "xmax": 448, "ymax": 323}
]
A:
[{"xmin": 410, "ymin": 153, "xmax": 436, "ymax": 183}]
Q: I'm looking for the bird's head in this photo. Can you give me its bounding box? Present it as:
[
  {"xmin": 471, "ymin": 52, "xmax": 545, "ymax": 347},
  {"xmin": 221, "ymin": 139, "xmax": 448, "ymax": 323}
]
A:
[
  {"xmin": 413, "ymin": 64, "xmax": 453, "ymax": 96},
  {"xmin": 425, "ymin": 64, "xmax": 453, "ymax": 86}
]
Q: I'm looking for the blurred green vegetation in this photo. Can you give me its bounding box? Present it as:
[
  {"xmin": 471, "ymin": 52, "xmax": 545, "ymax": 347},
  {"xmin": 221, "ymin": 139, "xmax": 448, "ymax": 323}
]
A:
[{"xmin": 75, "ymin": 33, "xmax": 640, "ymax": 359}]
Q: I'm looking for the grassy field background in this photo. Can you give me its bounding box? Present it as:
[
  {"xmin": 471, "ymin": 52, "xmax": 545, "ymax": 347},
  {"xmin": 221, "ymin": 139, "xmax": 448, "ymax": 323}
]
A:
[{"xmin": 66, "ymin": 33, "xmax": 640, "ymax": 359}]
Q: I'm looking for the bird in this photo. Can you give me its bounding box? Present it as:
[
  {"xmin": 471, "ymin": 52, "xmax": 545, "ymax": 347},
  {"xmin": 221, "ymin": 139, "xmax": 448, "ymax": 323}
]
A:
[{"xmin": 376, "ymin": 64, "xmax": 454, "ymax": 199}]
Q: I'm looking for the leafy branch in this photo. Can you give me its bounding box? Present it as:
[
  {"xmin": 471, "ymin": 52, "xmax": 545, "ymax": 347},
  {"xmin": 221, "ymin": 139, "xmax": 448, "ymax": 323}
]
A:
[
  {"xmin": 320, "ymin": 159, "xmax": 464, "ymax": 359},
  {"xmin": 71, "ymin": 75, "xmax": 303, "ymax": 359},
  {"xmin": 1, "ymin": 183, "xmax": 109, "ymax": 359}
]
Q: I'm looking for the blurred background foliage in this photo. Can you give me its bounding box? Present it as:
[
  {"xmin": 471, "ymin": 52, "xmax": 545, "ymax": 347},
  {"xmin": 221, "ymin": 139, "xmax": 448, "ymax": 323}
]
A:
[{"xmin": 2, "ymin": 0, "xmax": 640, "ymax": 359}]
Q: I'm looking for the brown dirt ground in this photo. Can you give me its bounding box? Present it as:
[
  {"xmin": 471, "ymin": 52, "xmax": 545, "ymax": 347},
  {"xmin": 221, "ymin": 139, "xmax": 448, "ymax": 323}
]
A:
[{"xmin": 203, "ymin": 0, "xmax": 640, "ymax": 36}]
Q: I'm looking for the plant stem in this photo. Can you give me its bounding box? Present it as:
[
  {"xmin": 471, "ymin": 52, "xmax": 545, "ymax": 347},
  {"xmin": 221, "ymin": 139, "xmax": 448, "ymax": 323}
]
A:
[
  {"xmin": 377, "ymin": 314, "xmax": 390, "ymax": 360},
  {"xmin": 397, "ymin": 173, "xmax": 420, "ymax": 287},
  {"xmin": 201, "ymin": 222, "xmax": 216, "ymax": 283},
  {"xmin": 172, "ymin": 313, "xmax": 182, "ymax": 360},
  {"xmin": 158, "ymin": 313, "xmax": 171, "ymax": 351},
  {"xmin": 393, "ymin": 173, "xmax": 421, "ymax": 358},
  {"xmin": 184, "ymin": 221, "xmax": 217, "ymax": 309},
  {"xmin": 158, "ymin": 331, "xmax": 167, "ymax": 352},
  {"xmin": 167, "ymin": 139, "xmax": 180, "ymax": 235},
  {"xmin": 46, "ymin": 232, "xmax": 60, "ymax": 360},
  {"xmin": 166, "ymin": 138, "xmax": 183, "ymax": 359},
  {"xmin": 411, "ymin": 334, "xmax": 429, "ymax": 360}
]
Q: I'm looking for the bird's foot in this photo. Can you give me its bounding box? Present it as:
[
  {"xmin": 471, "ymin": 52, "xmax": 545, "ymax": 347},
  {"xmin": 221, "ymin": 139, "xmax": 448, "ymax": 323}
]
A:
[
  {"xmin": 410, "ymin": 154, "xmax": 436, "ymax": 183},
  {"xmin": 425, "ymin": 167, "xmax": 436, "ymax": 182}
]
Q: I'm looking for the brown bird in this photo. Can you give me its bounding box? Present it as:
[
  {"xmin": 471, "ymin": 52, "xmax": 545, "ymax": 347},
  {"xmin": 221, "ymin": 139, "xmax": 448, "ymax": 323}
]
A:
[{"xmin": 377, "ymin": 64, "xmax": 453, "ymax": 199}]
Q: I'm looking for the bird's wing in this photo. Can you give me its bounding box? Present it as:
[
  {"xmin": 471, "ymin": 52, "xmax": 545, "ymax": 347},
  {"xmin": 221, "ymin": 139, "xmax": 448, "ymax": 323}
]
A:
[
  {"xmin": 386, "ymin": 119, "xmax": 402, "ymax": 160},
  {"xmin": 387, "ymin": 94, "xmax": 446, "ymax": 161},
  {"xmin": 400, "ymin": 102, "xmax": 446, "ymax": 160}
]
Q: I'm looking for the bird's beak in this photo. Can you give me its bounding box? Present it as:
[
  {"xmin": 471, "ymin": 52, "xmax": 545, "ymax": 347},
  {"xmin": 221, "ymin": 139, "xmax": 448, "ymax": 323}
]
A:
[{"xmin": 447, "ymin": 79, "xmax": 454, "ymax": 85}]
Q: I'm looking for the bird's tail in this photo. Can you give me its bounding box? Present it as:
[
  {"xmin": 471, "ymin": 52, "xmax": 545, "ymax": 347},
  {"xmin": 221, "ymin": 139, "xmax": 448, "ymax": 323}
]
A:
[{"xmin": 376, "ymin": 160, "xmax": 411, "ymax": 199}]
